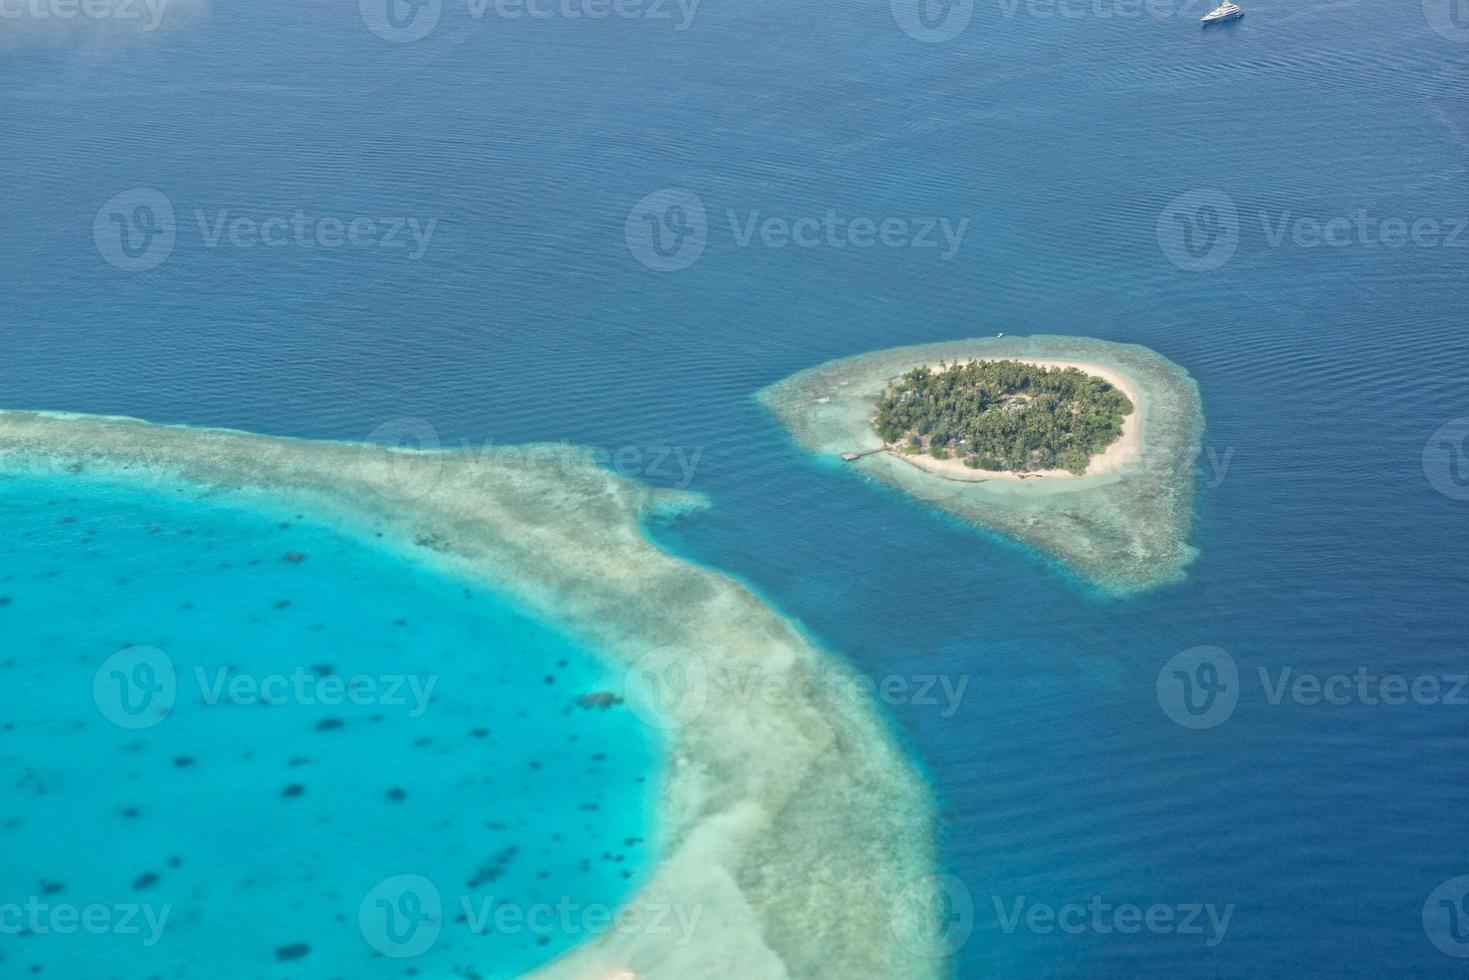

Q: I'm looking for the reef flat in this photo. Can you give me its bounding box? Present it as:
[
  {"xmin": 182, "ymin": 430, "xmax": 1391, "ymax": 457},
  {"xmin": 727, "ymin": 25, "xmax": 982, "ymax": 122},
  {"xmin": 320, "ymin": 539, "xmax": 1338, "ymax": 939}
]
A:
[
  {"xmin": 0, "ymin": 410, "xmax": 941, "ymax": 979},
  {"xmin": 757, "ymin": 336, "xmax": 1205, "ymax": 594}
]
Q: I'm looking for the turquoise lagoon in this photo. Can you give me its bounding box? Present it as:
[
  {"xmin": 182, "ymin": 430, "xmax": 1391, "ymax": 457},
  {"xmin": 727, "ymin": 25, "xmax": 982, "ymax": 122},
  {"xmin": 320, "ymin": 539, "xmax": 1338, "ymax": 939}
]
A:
[
  {"xmin": 0, "ymin": 469, "xmax": 662, "ymax": 978},
  {"xmin": 0, "ymin": 412, "xmax": 940, "ymax": 979}
]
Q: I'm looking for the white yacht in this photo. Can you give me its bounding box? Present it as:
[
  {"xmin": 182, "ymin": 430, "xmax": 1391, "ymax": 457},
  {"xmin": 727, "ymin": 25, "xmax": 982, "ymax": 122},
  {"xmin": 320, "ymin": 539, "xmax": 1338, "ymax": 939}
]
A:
[{"xmin": 1202, "ymin": 1, "xmax": 1243, "ymax": 24}]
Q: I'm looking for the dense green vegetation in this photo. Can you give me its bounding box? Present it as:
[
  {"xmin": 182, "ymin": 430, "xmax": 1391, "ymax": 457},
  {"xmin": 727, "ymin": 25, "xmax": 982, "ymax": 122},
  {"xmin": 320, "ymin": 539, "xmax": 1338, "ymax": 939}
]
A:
[{"xmin": 873, "ymin": 360, "xmax": 1133, "ymax": 474}]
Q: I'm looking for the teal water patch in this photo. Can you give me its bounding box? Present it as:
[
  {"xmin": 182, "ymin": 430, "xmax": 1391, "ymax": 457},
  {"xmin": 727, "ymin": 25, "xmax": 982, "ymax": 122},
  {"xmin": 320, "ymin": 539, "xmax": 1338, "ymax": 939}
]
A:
[{"xmin": 0, "ymin": 472, "xmax": 662, "ymax": 978}]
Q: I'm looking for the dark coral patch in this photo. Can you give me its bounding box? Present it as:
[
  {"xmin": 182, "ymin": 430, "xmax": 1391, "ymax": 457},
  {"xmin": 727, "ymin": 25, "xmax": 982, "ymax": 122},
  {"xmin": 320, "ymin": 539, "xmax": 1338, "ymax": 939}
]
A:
[{"xmin": 466, "ymin": 845, "xmax": 520, "ymax": 888}]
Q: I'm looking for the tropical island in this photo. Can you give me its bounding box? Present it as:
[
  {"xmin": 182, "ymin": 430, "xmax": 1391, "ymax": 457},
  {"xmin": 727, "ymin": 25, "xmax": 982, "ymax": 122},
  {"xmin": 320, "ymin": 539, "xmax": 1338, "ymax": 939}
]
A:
[
  {"xmin": 757, "ymin": 335, "xmax": 1205, "ymax": 594},
  {"xmin": 875, "ymin": 359, "xmax": 1134, "ymax": 475}
]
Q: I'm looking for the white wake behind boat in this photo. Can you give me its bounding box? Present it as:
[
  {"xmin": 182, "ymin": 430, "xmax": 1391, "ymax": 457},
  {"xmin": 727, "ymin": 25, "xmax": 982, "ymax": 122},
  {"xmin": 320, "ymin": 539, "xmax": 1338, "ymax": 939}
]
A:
[{"xmin": 1202, "ymin": 0, "xmax": 1243, "ymax": 24}]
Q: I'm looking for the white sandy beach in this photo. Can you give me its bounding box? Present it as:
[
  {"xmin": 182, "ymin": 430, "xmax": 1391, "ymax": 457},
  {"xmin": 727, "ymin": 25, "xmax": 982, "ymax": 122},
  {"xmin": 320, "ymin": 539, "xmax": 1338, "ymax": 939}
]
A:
[{"xmin": 882, "ymin": 358, "xmax": 1143, "ymax": 482}]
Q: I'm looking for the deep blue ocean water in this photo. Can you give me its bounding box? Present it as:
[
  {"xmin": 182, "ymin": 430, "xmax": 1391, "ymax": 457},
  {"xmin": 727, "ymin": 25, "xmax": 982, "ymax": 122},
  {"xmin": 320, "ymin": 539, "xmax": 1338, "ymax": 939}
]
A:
[{"xmin": 3, "ymin": 0, "xmax": 1468, "ymax": 976}]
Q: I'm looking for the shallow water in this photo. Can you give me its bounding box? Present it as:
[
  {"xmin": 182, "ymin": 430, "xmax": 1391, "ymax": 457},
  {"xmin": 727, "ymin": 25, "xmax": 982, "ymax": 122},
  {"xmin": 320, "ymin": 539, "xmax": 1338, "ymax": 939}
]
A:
[
  {"xmin": 0, "ymin": 471, "xmax": 661, "ymax": 978},
  {"xmin": 4, "ymin": 0, "xmax": 1469, "ymax": 976}
]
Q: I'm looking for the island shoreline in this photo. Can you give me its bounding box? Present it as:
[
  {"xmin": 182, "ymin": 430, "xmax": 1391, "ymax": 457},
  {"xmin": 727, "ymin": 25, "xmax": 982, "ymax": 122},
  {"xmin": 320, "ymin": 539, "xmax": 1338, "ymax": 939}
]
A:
[{"xmin": 878, "ymin": 357, "xmax": 1144, "ymax": 483}]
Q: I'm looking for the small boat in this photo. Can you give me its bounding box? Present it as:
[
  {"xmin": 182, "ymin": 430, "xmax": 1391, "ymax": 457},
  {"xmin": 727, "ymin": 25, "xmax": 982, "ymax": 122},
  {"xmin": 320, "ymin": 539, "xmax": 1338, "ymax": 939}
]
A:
[
  {"xmin": 1202, "ymin": 1, "xmax": 1242, "ymax": 24},
  {"xmin": 996, "ymin": 331, "xmax": 1005, "ymax": 338}
]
